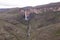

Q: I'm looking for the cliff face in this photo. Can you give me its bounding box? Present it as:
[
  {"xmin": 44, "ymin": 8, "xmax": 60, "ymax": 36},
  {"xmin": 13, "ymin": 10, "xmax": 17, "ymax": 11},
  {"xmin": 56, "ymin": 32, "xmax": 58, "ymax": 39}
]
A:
[{"xmin": 19, "ymin": 2, "xmax": 60, "ymax": 16}]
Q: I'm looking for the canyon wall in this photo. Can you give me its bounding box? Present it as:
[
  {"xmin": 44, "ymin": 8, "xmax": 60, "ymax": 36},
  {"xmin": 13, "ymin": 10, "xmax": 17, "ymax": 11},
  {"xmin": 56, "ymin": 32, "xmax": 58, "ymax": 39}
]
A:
[{"xmin": 19, "ymin": 2, "xmax": 60, "ymax": 16}]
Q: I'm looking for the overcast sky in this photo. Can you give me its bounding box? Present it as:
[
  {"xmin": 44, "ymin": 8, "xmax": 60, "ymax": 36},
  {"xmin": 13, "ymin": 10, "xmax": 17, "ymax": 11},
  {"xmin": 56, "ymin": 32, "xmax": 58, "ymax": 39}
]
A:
[{"xmin": 0, "ymin": 0, "xmax": 60, "ymax": 8}]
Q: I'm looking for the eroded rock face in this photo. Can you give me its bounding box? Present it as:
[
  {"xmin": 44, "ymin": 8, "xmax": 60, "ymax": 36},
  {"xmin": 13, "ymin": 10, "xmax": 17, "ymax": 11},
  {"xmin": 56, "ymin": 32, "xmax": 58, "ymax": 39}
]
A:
[
  {"xmin": 20, "ymin": 7, "xmax": 60, "ymax": 15},
  {"xmin": 19, "ymin": 2, "xmax": 60, "ymax": 17}
]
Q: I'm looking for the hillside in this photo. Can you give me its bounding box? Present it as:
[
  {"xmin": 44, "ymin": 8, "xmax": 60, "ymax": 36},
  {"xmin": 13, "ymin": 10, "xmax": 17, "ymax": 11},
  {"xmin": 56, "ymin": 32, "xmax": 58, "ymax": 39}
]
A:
[{"xmin": 0, "ymin": 2, "xmax": 60, "ymax": 40}]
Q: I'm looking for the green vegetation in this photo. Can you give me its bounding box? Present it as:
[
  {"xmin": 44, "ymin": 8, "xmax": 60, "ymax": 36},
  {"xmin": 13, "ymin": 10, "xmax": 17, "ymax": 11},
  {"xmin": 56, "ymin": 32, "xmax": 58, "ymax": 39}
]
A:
[
  {"xmin": 0, "ymin": 8, "xmax": 60, "ymax": 40},
  {"xmin": 55, "ymin": 30, "xmax": 60, "ymax": 36}
]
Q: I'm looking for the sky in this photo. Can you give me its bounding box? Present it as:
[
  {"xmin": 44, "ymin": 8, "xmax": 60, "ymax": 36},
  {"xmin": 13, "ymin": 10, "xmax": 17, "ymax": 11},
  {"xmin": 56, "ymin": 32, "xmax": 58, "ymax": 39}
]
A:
[{"xmin": 0, "ymin": 0, "xmax": 60, "ymax": 8}]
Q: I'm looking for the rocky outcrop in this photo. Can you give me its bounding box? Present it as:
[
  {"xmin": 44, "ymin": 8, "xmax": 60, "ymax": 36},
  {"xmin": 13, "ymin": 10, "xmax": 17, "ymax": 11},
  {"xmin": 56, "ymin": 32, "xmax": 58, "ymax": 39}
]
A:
[{"xmin": 19, "ymin": 2, "xmax": 60, "ymax": 16}]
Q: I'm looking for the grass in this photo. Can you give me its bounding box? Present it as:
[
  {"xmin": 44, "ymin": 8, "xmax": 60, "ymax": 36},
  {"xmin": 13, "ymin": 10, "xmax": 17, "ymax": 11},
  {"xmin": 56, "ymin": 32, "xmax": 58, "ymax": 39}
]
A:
[
  {"xmin": 55, "ymin": 30, "xmax": 60, "ymax": 36},
  {"xmin": 0, "ymin": 9, "xmax": 60, "ymax": 40}
]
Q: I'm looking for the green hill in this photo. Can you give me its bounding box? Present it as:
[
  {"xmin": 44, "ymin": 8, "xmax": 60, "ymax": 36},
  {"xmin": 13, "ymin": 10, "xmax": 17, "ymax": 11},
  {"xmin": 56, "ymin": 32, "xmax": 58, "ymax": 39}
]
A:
[{"xmin": 0, "ymin": 9, "xmax": 60, "ymax": 40}]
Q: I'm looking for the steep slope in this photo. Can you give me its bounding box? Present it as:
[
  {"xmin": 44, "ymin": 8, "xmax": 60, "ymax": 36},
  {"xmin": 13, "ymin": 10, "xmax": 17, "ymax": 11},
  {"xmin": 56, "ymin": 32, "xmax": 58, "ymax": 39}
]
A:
[
  {"xmin": 30, "ymin": 11, "xmax": 60, "ymax": 40},
  {"xmin": 0, "ymin": 10, "xmax": 60, "ymax": 40}
]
